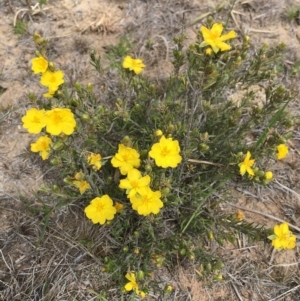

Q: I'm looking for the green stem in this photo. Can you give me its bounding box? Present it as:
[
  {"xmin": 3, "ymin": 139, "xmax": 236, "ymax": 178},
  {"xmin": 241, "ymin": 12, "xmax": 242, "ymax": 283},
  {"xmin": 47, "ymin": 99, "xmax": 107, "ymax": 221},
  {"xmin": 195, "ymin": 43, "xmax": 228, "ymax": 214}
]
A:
[
  {"xmin": 255, "ymin": 100, "xmax": 291, "ymax": 149},
  {"xmin": 225, "ymin": 0, "xmax": 237, "ymax": 29},
  {"xmin": 181, "ymin": 178, "xmax": 229, "ymax": 234}
]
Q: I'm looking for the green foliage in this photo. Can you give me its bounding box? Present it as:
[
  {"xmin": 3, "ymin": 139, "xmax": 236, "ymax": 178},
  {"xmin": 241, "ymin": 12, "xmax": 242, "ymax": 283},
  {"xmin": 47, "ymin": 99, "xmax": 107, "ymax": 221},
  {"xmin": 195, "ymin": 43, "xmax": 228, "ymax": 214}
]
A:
[
  {"xmin": 285, "ymin": 5, "xmax": 300, "ymax": 24},
  {"xmin": 25, "ymin": 18, "xmax": 297, "ymax": 298},
  {"xmin": 14, "ymin": 20, "xmax": 28, "ymax": 36}
]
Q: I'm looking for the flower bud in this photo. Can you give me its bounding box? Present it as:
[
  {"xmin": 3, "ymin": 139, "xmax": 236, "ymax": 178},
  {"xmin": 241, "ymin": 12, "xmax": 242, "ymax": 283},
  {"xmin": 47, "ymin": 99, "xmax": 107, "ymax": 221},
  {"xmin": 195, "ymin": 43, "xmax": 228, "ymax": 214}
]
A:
[
  {"xmin": 33, "ymin": 32, "xmax": 42, "ymax": 44},
  {"xmin": 199, "ymin": 143, "xmax": 210, "ymax": 152},
  {"xmin": 167, "ymin": 124, "xmax": 175, "ymax": 133},
  {"xmin": 284, "ymin": 119, "xmax": 294, "ymax": 128},
  {"xmin": 69, "ymin": 99, "xmax": 79, "ymax": 107},
  {"xmin": 145, "ymin": 164, "xmax": 152, "ymax": 173},
  {"xmin": 137, "ymin": 270, "xmax": 144, "ymax": 280},
  {"xmin": 122, "ymin": 136, "xmax": 131, "ymax": 145},
  {"xmin": 236, "ymin": 152, "xmax": 243, "ymax": 159},
  {"xmin": 116, "ymin": 98, "xmax": 123, "ymax": 106},
  {"xmin": 214, "ymin": 274, "xmax": 223, "ymax": 281},
  {"xmin": 106, "ymin": 176, "xmax": 113, "ymax": 184},
  {"xmin": 187, "ymin": 252, "xmax": 195, "ymax": 260},
  {"xmin": 278, "ymin": 137, "xmax": 286, "ymax": 144},
  {"xmin": 214, "ymin": 261, "xmax": 224, "ymax": 270},
  {"xmin": 63, "ymin": 177, "xmax": 73, "ymax": 184},
  {"xmin": 50, "ymin": 158, "xmax": 61, "ymax": 166},
  {"xmin": 87, "ymin": 83, "xmax": 93, "ymax": 92},
  {"xmin": 28, "ymin": 93, "xmax": 37, "ymax": 102},
  {"xmin": 56, "ymin": 90, "xmax": 63, "ymax": 98},
  {"xmin": 180, "ymin": 248, "xmax": 186, "ymax": 255},
  {"xmin": 235, "ymin": 56, "xmax": 242, "ymax": 65},
  {"xmin": 155, "ymin": 129, "xmax": 163, "ymax": 137},
  {"xmin": 265, "ymin": 171, "xmax": 273, "ymax": 180},
  {"xmin": 161, "ymin": 187, "xmax": 170, "ymax": 196},
  {"xmin": 164, "ymin": 285, "xmax": 173, "ymax": 293},
  {"xmin": 207, "ymin": 15, "xmax": 213, "ymax": 24},
  {"xmin": 253, "ymin": 176, "xmax": 260, "ymax": 182},
  {"xmin": 81, "ymin": 113, "xmax": 90, "ymax": 121},
  {"xmin": 74, "ymin": 82, "xmax": 81, "ymax": 91},
  {"xmin": 134, "ymin": 103, "xmax": 141, "ymax": 110},
  {"xmin": 52, "ymin": 184, "xmax": 59, "ymax": 192},
  {"xmin": 256, "ymin": 170, "xmax": 265, "ymax": 177},
  {"xmin": 206, "ymin": 263, "xmax": 212, "ymax": 271},
  {"xmin": 52, "ymin": 141, "xmax": 64, "ymax": 151},
  {"xmin": 208, "ymin": 231, "xmax": 214, "ymax": 240}
]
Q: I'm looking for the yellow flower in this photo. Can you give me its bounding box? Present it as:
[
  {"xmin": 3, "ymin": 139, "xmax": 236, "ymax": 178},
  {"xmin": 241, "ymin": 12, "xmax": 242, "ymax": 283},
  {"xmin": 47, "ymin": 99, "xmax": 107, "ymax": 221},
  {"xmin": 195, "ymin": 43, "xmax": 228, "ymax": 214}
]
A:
[
  {"xmin": 40, "ymin": 70, "xmax": 64, "ymax": 90},
  {"xmin": 111, "ymin": 144, "xmax": 141, "ymax": 175},
  {"xmin": 151, "ymin": 254, "xmax": 164, "ymax": 267},
  {"xmin": 87, "ymin": 153, "xmax": 102, "ymax": 170},
  {"xmin": 73, "ymin": 180, "xmax": 91, "ymax": 194},
  {"xmin": 122, "ymin": 55, "xmax": 145, "ymax": 75},
  {"xmin": 124, "ymin": 272, "xmax": 140, "ymax": 295},
  {"xmin": 45, "ymin": 108, "xmax": 76, "ymax": 135},
  {"xmin": 155, "ymin": 129, "xmax": 163, "ymax": 137},
  {"xmin": 130, "ymin": 187, "xmax": 163, "ymax": 216},
  {"xmin": 84, "ymin": 195, "xmax": 117, "ymax": 225},
  {"xmin": 269, "ymin": 223, "xmax": 296, "ymax": 250},
  {"xmin": 149, "ymin": 135, "xmax": 182, "ymax": 168},
  {"xmin": 31, "ymin": 57, "xmax": 49, "ymax": 74},
  {"xmin": 236, "ymin": 210, "xmax": 243, "ymax": 221},
  {"xmin": 277, "ymin": 144, "xmax": 288, "ymax": 160},
  {"xmin": 43, "ymin": 87, "xmax": 57, "ymax": 98},
  {"xmin": 140, "ymin": 291, "xmax": 146, "ymax": 298},
  {"xmin": 30, "ymin": 135, "xmax": 52, "ymax": 160},
  {"xmin": 200, "ymin": 23, "xmax": 237, "ymax": 53},
  {"xmin": 74, "ymin": 171, "xmax": 84, "ymax": 180},
  {"xmin": 114, "ymin": 202, "xmax": 124, "ymax": 212},
  {"xmin": 239, "ymin": 151, "xmax": 255, "ymax": 176},
  {"xmin": 205, "ymin": 47, "xmax": 213, "ymax": 55},
  {"xmin": 265, "ymin": 171, "xmax": 273, "ymax": 180},
  {"xmin": 22, "ymin": 108, "xmax": 47, "ymax": 134},
  {"xmin": 119, "ymin": 168, "xmax": 151, "ymax": 198}
]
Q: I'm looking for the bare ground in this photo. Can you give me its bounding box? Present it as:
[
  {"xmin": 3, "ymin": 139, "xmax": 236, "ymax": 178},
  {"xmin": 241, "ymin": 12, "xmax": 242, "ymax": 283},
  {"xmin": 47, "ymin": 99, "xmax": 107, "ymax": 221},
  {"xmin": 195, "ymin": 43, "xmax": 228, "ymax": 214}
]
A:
[{"xmin": 0, "ymin": 0, "xmax": 300, "ymax": 300}]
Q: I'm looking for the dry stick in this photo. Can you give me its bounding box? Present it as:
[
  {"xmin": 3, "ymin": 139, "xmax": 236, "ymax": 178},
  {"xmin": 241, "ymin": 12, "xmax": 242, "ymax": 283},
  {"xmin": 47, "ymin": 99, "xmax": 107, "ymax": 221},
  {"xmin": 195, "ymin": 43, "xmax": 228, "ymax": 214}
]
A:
[
  {"xmin": 227, "ymin": 273, "xmax": 244, "ymax": 301},
  {"xmin": 274, "ymin": 179, "xmax": 300, "ymax": 200},
  {"xmin": 268, "ymin": 284, "xmax": 300, "ymax": 301},
  {"xmin": 263, "ymin": 262, "xmax": 300, "ymax": 272},
  {"xmin": 226, "ymin": 202, "xmax": 300, "ymax": 233},
  {"xmin": 187, "ymin": 12, "xmax": 212, "ymax": 27},
  {"xmin": 230, "ymin": 10, "xmax": 245, "ymax": 33},
  {"xmin": 187, "ymin": 158, "xmax": 223, "ymax": 167},
  {"xmin": 248, "ymin": 28, "xmax": 274, "ymax": 33}
]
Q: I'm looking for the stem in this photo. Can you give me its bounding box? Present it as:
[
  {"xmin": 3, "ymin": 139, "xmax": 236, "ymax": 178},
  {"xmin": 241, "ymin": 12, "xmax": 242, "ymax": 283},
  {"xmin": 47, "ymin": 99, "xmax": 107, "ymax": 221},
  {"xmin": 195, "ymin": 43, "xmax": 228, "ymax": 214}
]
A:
[{"xmin": 181, "ymin": 179, "xmax": 228, "ymax": 234}]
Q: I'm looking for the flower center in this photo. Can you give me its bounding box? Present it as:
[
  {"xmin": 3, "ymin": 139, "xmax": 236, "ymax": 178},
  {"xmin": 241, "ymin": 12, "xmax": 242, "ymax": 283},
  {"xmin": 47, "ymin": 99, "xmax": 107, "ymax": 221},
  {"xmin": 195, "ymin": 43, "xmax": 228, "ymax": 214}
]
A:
[
  {"xmin": 52, "ymin": 112, "xmax": 63, "ymax": 125},
  {"xmin": 49, "ymin": 75, "xmax": 57, "ymax": 83},
  {"xmin": 122, "ymin": 154, "xmax": 129, "ymax": 162},
  {"xmin": 142, "ymin": 196, "xmax": 150, "ymax": 205},
  {"xmin": 32, "ymin": 116, "xmax": 41, "ymax": 124},
  {"xmin": 131, "ymin": 180, "xmax": 139, "ymax": 188},
  {"xmin": 41, "ymin": 141, "xmax": 48, "ymax": 149},
  {"xmin": 161, "ymin": 146, "xmax": 170, "ymax": 156},
  {"xmin": 96, "ymin": 203, "xmax": 104, "ymax": 212}
]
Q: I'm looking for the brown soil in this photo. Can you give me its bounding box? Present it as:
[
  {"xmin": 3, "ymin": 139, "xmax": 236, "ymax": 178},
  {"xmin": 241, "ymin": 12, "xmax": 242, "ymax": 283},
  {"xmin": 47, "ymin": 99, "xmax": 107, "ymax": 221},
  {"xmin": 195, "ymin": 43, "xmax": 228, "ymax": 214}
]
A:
[{"xmin": 0, "ymin": 0, "xmax": 299, "ymax": 300}]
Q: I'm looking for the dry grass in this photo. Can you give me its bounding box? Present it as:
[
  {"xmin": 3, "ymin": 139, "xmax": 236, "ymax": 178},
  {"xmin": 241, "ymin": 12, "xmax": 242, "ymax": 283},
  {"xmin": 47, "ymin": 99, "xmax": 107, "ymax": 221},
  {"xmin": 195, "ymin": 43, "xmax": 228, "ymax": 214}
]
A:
[{"xmin": 0, "ymin": 0, "xmax": 300, "ymax": 300}]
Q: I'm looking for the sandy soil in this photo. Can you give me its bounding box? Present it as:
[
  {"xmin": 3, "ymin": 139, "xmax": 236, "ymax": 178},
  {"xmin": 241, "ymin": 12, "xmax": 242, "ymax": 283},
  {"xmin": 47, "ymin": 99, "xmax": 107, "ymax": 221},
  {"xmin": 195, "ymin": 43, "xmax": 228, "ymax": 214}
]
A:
[{"xmin": 0, "ymin": 0, "xmax": 299, "ymax": 300}]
